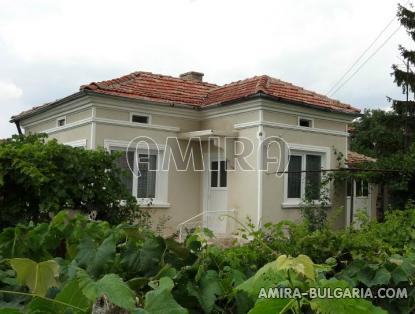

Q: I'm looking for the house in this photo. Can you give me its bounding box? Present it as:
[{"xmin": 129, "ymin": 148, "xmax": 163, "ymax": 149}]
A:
[{"xmin": 10, "ymin": 70, "xmax": 374, "ymax": 236}]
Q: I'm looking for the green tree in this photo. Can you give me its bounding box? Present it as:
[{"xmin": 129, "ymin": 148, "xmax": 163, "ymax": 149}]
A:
[{"xmin": 0, "ymin": 134, "xmax": 146, "ymax": 227}]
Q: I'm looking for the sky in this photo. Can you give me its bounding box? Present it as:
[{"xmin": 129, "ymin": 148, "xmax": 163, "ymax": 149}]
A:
[{"xmin": 0, "ymin": 0, "xmax": 413, "ymax": 138}]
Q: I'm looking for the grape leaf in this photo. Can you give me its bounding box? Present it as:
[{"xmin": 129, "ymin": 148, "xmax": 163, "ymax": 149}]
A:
[{"xmin": 9, "ymin": 258, "xmax": 59, "ymax": 296}]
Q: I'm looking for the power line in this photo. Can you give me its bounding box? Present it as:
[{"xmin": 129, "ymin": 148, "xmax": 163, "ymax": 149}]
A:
[
  {"xmin": 329, "ymin": 25, "xmax": 402, "ymax": 97},
  {"xmin": 326, "ymin": 0, "xmax": 409, "ymax": 97},
  {"xmin": 326, "ymin": 15, "xmax": 399, "ymax": 95}
]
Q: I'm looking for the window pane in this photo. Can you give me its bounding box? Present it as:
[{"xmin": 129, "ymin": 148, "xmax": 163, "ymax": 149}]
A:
[
  {"xmin": 137, "ymin": 154, "xmax": 157, "ymax": 198},
  {"xmin": 219, "ymin": 161, "xmax": 227, "ymax": 187},
  {"xmin": 113, "ymin": 150, "xmax": 134, "ymax": 195},
  {"xmin": 211, "ymin": 161, "xmax": 218, "ymax": 187},
  {"xmin": 132, "ymin": 115, "xmax": 149, "ymax": 124},
  {"xmin": 287, "ymin": 155, "xmax": 302, "ymax": 198},
  {"xmin": 305, "ymin": 155, "xmax": 321, "ymax": 200},
  {"xmin": 347, "ymin": 180, "xmax": 352, "ymax": 197},
  {"xmin": 362, "ymin": 180, "xmax": 369, "ymax": 197},
  {"xmin": 356, "ymin": 180, "xmax": 363, "ymax": 197},
  {"xmin": 299, "ymin": 118, "xmax": 311, "ymax": 127}
]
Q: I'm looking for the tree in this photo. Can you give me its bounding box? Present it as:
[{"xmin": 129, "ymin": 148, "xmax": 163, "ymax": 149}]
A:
[
  {"xmin": 348, "ymin": 3, "xmax": 415, "ymax": 210},
  {"xmin": 0, "ymin": 134, "xmax": 148, "ymax": 227}
]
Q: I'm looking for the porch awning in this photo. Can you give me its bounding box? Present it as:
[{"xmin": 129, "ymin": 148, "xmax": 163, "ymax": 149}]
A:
[{"xmin": 347, "ymin": 151, "xmax": 376, "ymax": 166}]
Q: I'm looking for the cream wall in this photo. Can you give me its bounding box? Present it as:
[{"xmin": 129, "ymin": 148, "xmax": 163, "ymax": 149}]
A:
[
  {"xmin": 95, "ymin": 123, "xmax": 202, "ymax": 235},
  {"xmin": 261, "ymin": 125, "xmax": 349, "ymax": 228}
]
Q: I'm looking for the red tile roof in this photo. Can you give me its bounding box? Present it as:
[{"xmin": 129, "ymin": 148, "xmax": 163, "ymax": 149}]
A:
[
  {"xmin": 347, "ymin": 151, "xmax": 376, "ymax": 166},
  {"xmin": 11, "ymin": 71, "xmax": 360, "ymax": 121}
]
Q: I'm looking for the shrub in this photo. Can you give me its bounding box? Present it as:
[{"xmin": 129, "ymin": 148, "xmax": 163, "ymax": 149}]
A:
[{"xmin": 0, "ymin": 134, "xmax": 148, "ymax": 227}]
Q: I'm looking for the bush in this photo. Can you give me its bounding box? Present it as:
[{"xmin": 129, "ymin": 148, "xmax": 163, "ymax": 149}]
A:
[{"xmin": 0, "ymin": 134, "xmax": 148, "ymax": 227}]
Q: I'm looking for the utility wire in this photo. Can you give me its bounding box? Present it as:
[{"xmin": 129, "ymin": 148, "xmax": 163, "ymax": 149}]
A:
[
  {"xmin": 329, "ymin": 25, "xmax": 402, "ymax": 96},
  {"xmin": 326, "ymin": 16, "xmax": 399, "ymax": 95},
  {"xmin": 326, "ymin": 0, "xmax": 409, "ymax": 96}
]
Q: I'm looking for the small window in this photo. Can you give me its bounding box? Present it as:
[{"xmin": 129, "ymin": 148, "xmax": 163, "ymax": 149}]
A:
[
  {"xmin": 299, "ymin": 118, "xmax": 312, "ymax": 128},
  {"xmin": 57, "ymin": 118, "xmax": 66, "ymax": 127},
  {"xmin": 210, "ymin": 160, "xmax": 227, "ymax": 188},
  {"xmin": 131, "ymin": 114, "xmax": 149, "ymax": 124}
]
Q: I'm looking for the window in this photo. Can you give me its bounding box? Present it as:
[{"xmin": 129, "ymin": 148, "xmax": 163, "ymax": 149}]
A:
[
  {"xmin": 112, "ymin": 150, "xmax": 157, "ymax": 199},
  {"xmin": 57, "ymin": 117, "xmax": 66, "ymax": 127},
  {"xmin": 298, "ymin": 117, "xmax": 313, "ymax": 128},
  {"xmin": 136, "ymin": 154, "xmax": 157, "ymax": 198},
  {"xmin": 347, "ymin": 180, "xmax": 369, "ymax": 197},
  {"xmin": 356, "ymin": 180, "xmax": 369, "ymax": 197},
  {"xmin": 210, "ymin": 160, "xmax": 227, "ymax": 188},
  {"xmin": 131, "ymin": 114, "xmax": 149, "ymax": 124},
  {"xmin": 286, "ymin": 153, "xmax": 322, "ymax": 200}
]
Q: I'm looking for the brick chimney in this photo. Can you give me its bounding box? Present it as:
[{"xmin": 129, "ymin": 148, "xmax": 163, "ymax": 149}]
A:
[{"xmin": 179, "ymin": 71, "xmax": 204, "ymax": 82}]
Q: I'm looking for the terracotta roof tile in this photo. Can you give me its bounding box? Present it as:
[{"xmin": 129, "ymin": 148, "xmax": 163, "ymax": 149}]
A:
[
  {"xmin": 12, "ymin": 71, "xmax": 361, "ymax": 121},
  {"xmin": 347, "ymin": 151, "xmax": 376, "ymax": 166}
]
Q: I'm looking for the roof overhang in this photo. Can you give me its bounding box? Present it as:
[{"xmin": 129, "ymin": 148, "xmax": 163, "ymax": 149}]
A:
[{"xmin": 178, "ymin": 129, "xmax": 238, "ymax": 140}]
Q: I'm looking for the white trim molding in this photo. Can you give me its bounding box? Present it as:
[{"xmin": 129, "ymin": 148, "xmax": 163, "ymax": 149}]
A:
[
  {"xmin": 104, "ymin": 139, "xmax": 169, "ymax": 208},
  {"xmin": 129, "ymin": 111, "xmax": 152, "ymax": 124},
  {"xmin": 234, "ymin": 120, "xmax": 349, "ymax": 137},
  {"xmin": 282, "ymin": 143, "xmax": 331, "ymax": 208},
  {"xmin": 63, "ymin": 139, "xmax": 87, "ymax": 148},
  {"xmin": 94, "ymin": 117, "xmax": 180, "ymax": 132},
  {"xmin": 297, "ymin": 116, "xmax": 314, "ymax": 128},
  {"xmin": 56, "ymin": 116, "xmax": 67, "ymax": 127},
  {"xmin": 90, "ymin": 107, "xmax": 96, "ymax": 149}
]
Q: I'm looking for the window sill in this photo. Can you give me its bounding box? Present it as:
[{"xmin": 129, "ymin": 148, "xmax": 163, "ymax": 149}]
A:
[
  {"xmin": 137, "ymin": 200, "xmax": 171, "ymax": 209},
  {"xmin": 282, "ymin": 201, "xmax": 331, "ymax": 209}
]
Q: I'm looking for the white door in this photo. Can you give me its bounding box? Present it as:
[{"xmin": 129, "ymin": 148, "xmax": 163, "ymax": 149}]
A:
[
  {"xmin": 204, "ymin": 157, "xmax": 228, "ymax": 234},
  {"xmin": 346, "ymin": 180, "xmax": 371, "ymax": 227}
]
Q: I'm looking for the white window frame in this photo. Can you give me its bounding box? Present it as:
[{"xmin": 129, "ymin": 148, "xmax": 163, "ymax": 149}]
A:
[
  {"xmin": 283, "ymin": 144, "xmax": 330, "ymax": 208},
  {"xmin": 298, "ymin": 116, "xmax": 314, "ymax": 128},
  {"xmin": 56, "ymin": 116, "xmax": 67, "ymax": 127},
  {"xmin": 130, "ymin": 112, "xmax": 152, "ymax": 124},
  {"xmin": 63, "ymin": 139, "xmax": 87, "ymax": 148},
  {"xmin": 104, "ymin": 139, "xmax": 169, "ymax": 208}
]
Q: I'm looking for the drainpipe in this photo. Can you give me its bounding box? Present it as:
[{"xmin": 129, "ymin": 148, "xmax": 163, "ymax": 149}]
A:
[{"xmin": 14, "ymin": 121, "xmax": 23, "ymax": 136}]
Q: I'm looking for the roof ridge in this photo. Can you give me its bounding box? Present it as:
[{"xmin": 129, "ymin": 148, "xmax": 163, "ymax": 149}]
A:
[{"xmin": 81, "ymin": 71, "xmax": 218, "ymax": 92}]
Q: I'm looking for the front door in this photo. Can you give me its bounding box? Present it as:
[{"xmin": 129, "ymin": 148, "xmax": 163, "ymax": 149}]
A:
[
  {"xmin": 204, "ymin": 157, "xmax": 228, "ymax": 234},
  {"xmin": 346, "ymin": 180, "xmax": 371, "ymax": 227}
]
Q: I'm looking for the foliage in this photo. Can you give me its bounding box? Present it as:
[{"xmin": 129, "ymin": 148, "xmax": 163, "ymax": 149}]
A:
[
  {"xmin": 300, "ymin": 174, "xmax": 331, "ymax": 232},
  {"xmin": 0, "ymin": 208, "xmax": 415, "ymax": 313},
  {"xmin": 0, "ymin": 134, "xmax": 149, "ymax": 227}
]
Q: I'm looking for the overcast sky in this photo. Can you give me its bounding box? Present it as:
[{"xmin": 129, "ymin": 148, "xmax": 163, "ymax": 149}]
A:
[{"xmin": 0, "ymin": 0, "xmax": 412, "ymax": 137}]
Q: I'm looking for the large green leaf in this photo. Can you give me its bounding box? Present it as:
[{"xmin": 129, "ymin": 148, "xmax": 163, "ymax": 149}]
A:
[
  {"xmin": 9, "ymin": 258, "xmax": 59, "ymax": 296},
  {"xmin": 187, "ymin": 270, "xmax": 222, "ymax": 313},
  {"xmin": 144, "ymin": 277, "xmax": 188, "ymax": 314},
  {"xmin": 76, "ymin": 234, "xmax": 116, "ymax": 277},
  {"xmin": 236, "ymin": 260, "xmax": 285, "ymax": 299},
  {"xmin": 27, "ymin": 279, "xmax": 90, "ymax": 313},
  {"xmin": 77, "ymin": 270, "xmax": 136, "ymax": 311},
  {"xmin": 275, "ymin": 255, "xmax": 315, "ymax": 282},
  {"xmin": 248, "ymin": 298, "xmax": 292, "ymax": 314}
]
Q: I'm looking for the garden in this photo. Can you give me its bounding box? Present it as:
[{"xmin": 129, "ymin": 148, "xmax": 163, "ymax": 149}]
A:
[{"xmin": 1, "ymin": 134, "xmax": 415, "ymax": 313}]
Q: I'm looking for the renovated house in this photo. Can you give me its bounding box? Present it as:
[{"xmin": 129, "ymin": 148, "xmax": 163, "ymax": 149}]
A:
[{"xmin": 10, "ymin": 71, "xmax": 375, "ymax": 236}]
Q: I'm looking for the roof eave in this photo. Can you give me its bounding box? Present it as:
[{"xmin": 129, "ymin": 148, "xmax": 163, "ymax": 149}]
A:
[
  {"xmin": 203, "ymin": 93, "xmax": 361, "ymax": 117},
  {"xmin": 10, "ymin": 91, "xmax": 87, "ymax": 123}
]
